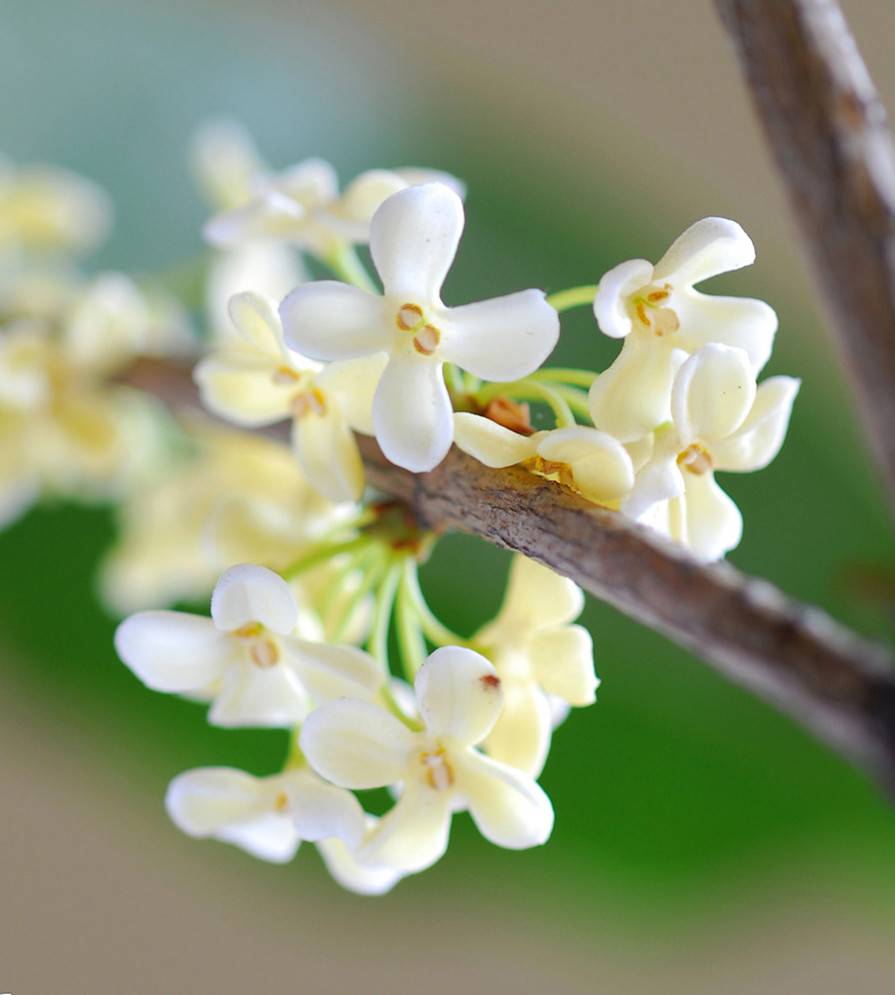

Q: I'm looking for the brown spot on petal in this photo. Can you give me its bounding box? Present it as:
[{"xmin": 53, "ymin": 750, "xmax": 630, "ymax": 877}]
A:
[{"xmin": 480, "ymin": 673, "xmax": 501, "ymax": 690}]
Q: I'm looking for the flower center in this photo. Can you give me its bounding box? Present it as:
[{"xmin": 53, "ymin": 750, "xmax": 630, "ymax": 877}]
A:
[
  {"xmin": 633, "ymin": 284, "xmax": 679, "ymax": 337},
  {"xmin": 419, "ymin": 746, "xmax": 454, "ymax": 791},
  {"xmin": 395, "ymin": 302, "xmax": 441, "ymax": 356},
  {"xmin": 272, "ymin": 366, "xmax": 302, "ymax": 386},
  {"xmin": 677, "ymin": 443, "xmax": 714, "ymax": 475},
  {"xmin": 523, "ymin": 455, "xmax": 576, "ymax": 490},
  {"xmin": 292, "ymin": 386, "xmax": 327, "ymax": 419},
  {"xmin": 233, "ymin": 621, "xmax": 281, "ymax": 668},
  {"xmin": 273, "ymin": 791, "xmax": 291, "ymax": 814}
]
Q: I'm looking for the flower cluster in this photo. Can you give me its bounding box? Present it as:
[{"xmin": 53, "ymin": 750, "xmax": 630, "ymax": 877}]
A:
[{"xmin": 1, "ymin": 123, "xmax": 799, "ymax": 893}]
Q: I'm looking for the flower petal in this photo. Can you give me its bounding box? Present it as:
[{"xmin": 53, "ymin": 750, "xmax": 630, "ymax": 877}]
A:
[
  {"xmin": 316, "ymin": 353, "xmax": 388, "ymax": 434},
  {"xmin": 288, "ymin": 772, "xmax": 367, "ymax": 847},
  {"xmin": 194, "ymin": 353, "xmax": 293, "ymax": 427},
  {"xmin": 415, "ymin": 647, "xmax": 504, "ymax": 745},
  {"xmin": 530, "ymin": 624, "xmax": 598, "ymax": 705},
  {"xmin": 671, "ymin": 344, "xmax": 755, "ymax": 445},
  {"xmin": 226, "ymin": 291, "xmax": 284, "ymax": 356},
  {"xmin": 622, "ymin": 455, "xmax": 685, "ymax": 520},
  {"xmin": 357, "ymin": 783, "xmax": 452, "ymax": 873},
  {"xmin": 300, "ymin": 699, "xmax": 417, "ymax": 790},
  {"xmin": 484, "ymin": 682, "xmax": 553, "ymax": 777},
  {"xmin": 480, "ymin": 555, "xmax": 583, "ymax": 641},
  {"xmin": 283, "ymin": 639, "xmax": 383, "ymax": 705},
  {"xmin": 713, "ymin": 376, "xmax": 800, "ymax": 472},
  {"xmin": 455, "ymin": 750, "xmax": 554, "ymax": 849},
  {"xmin": 274, "ymin": 158, "xmax": 339, "ymax": 206},
  {"xmin": 209, "ymin": 662, "xmax": 311, "ymax": 727},
  {"xmin": 588, "ymin": 334, "xmax": 680, "ymax": 442},
  {"xmin": 593, "ymin": 258, "xmax": 653, "ymax": 339},
  {"xmin": 203, "ymin": 191, "xmax": 305, "ymax": 247},
  {"xmin": 291, "ymin": 405, "xmax": 365, "ymax": 503},
  {"xmin": 114, "ymin": 611, "xmax": 227, "ymax": 693},
  {"xmin": 681, "ymin": 472, "xmax": 743, "ymax": 561},
  {"xmin": 536, "ymin": 426, "xmax": 634, "ymax": 503},
  {"xmin": 210, "ymin": 563, "xmax": 298, "ymax": 634},
  {"xmin": 372, "ymin": 353, "xmax": 452, "ymax": 472},
  {"xmin": 317, "ymin": 835, "xmax": 405, "ymax": 895},
  {"xmin": 370, "ymin": 183, "xmax": 464, "ymax": 302},
  {"xmin": 652, "ymin": 217, "xmax": 755, "ymax": 287},
  {"xmin": 452, "ymin": 413, "xmax": 538, "ymax": 467},
  {"xmin": 279, "ymin": 281, "xmax": 389, "ymax": 361},
  {"xmin": 674, "ymin": 292, "xmax": 777, "ymax": 373},
  {"xmin": 439, "ymin": 290, "xmax": 559, "ymax": 381}
]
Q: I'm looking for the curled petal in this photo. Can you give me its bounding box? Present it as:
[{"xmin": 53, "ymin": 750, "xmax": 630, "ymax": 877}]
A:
[
  {"xmin": 681, "ymin": 473, "xmax": 743, "ymax": 562},
  {"xmin": 452, "ymin": 413, "xmax": 538, "ymax": 467},
  {"xmin": 530, "ymin": 625, "xmax": 598, "ymax": 706},
  {"xmin": 280, "ymin": 281, "xmax": 388, "ymax": 361},
  {"xmin": 484, "ymin": 682, "xmax": 553, "ymax": 778},
  {"xmin": 114, "ymin": 611, "xmax": 227, "ymax": 693},
  {"xmin": 209, "ymin": 663, "xmax": 310, "ymax": 728},
  {"xmin": 455, "ymin": 750, "xmax": 554, "ymax": 849},
  {"xmin": 440, "ymin": 290, "xmax": 559, "ymax": 381},
  {"xmin": 622, "ymin": 456, "xmax": 685, "ymax": 520},
  {"xmin": 227, "ymin": 291, "xmax": 284, "ymax": 356},
  {"xmin": 415, "ymin": 647, "xmax": 504, "ymax": 746},
  {"xmin": 593, "ymin": 258, "xmax": 653, "ymax": 339},
  {"xmin": 370, "ymin": 183, "xmax": 464, "ymax": 302},
  {"xmin": 211, "ymin": 563, "xmax": 298, "ymax": 634},
  {"xmin": 372, "ymin": 353, "xmax": 452, "ymax": 472},
  {"xmin": 674, "ymin": 292, "xmax": 777, "ymax": 373},
  {"xmin": 357, "ymin": 783, "xmax": 452, "ymax": 874},
  {"xmin": 536, "ymin": 426, "xmax": 634, "ymax": 504},
  {"xmin": 652, "ymin": 217, "xmax": 755, "ymax": 287},
  {"xmin": 671, "ymin": 344, "xmax": 756, "ymax": 445},
  {"xmin": 291, "ymin": 406, "xmax": 365, "ymax": 503},
  {"xmin": 194, "ymin": 353, "xmax": 293, "ymax": 427},
  {"xmin": 300, "ymin": 700, "xmax": 417, "ymax": 790},
  {"xmin": 713, "ymin": 376, "xmax": 800, "ymax": 472},
  {"xmin": 317, "ymin": 835, "xmax": 404, "ymax": 895}
]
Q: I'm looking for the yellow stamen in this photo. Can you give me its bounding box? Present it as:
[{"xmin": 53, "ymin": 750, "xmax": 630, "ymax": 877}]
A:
[
  {"xmin": 396, "ymin": 303, "xmax": 424, "ymax": 331},
  {"xmin": 677, "ymin": 443, "xmax": 714, "ymax": 475},
  {"xmin": 412, "ymin": 324, "xmax": 441, "ymax": 356},
  {"xmin": 419, "ymin": 747, "xmax": 454, "ymax": 791},
  {"xmin": 292, "ymin": 387, "xmax": 327, "ymax": 418}
]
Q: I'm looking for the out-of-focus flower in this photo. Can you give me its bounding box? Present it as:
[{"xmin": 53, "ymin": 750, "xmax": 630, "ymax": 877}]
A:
[
  {"xmin": 301, "ymin": 646, "xmax": 554, "ymax": 874},
  {"xmin": 281, "ymin": 184, "xmax": 559, "ymax": 471},
  {"xmin": 623, "ymin": 343, "xmax": 799, "ymax": 560},
  {"xmin": 589, "ymin": 218, "xmax": 777, "ymax": 442},
  {"xmin": 166, "ymin": 766, "xmax": 402, "ymax": 893},
  {"xmin": 0, "ymin": 155, "xmax": 112, "ymax": 254},
  {"xmin": 195, "ymin": 291, "xmax": 385, "ymax": 502},
  {"xmin": 453, "ymin": 413, "xmax": 633, "ymax": 507},
  {"xmin": 473, "ymin": 555, "xmax": 597, "ymax": 776},
  {"xmin": 114, "ymin": 564, "xmax": 383, "ymax": 727}
]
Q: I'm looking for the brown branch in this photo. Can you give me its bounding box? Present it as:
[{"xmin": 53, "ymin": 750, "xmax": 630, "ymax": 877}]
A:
[
  {"xmin": 125, "ymin": 358, "xmax": 895, "ymax": 792},
  {"xmin": 715, "ymin": 0, "xmax": 895, "ymax": 508}
]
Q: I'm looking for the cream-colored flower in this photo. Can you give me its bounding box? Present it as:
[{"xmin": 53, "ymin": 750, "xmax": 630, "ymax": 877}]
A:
[
  {"xmin": 453, "ymin": 412, "xmax": 634, "ymax": 507},
  {"xmin": 166, "ymin": 766, "xmax": 402, "ymax": 893},
  {"xmin": 301, "ymin": 646, "xmax": 554, "ymax": 874},
  {"xmin": 589, "ymin": 217, "xmax": 778, "ymax": 442},
  {"xmin": 623, "ymin": 344, "xmax": 799, "ymax": 561},
  {"xmin": 472, "ymin": 555, "xmax": 597, "ymax": 776},
  {"xmin": 115, "ymin": 564, "xmax": 383, "ymax": 727},
  {"xmin": 195, "ymin": 291, "xmax": 385, "ymax": 502},
  {"xmin": 0, "ymin": 155, "xmax": 111, "ymax": 253},
  {"xmin": 282, "ymin": 184, "xmax": 560, "ymax": 471}
]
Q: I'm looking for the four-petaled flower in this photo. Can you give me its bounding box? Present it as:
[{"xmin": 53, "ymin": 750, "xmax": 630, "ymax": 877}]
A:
[
  {"xmin": 280, "ymin": 183, "xmax": 560, "ymax": 471},
  {"xmin": 114, "ymin": 563, "xmax": 383, "ymax": 727},
  {"xmin": 589, "ymin": 217, "xmax": 778, "ymax": 443},
  {"xmin": 301, "ymin": 646, "xmax": 554, "ymax": 874},
  {"xmin": 622, "ymin": 343, "xmax": 799, "ymax": 561}
]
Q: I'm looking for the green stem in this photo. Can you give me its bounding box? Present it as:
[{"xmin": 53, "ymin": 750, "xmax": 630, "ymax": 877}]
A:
[
  {"xmin": 396, "ymin": 574, "xmax": 428, "ymax": 681},
  {"xmin": 553, "ymin": 385, "xmax": 593, "ymax": 422},
  {"xmin": 281, "ymin": 534, "xmax": 374, "ymax": 581},
  {"xmin": 529, "ymin": 367, "xmax": 598, "ymax": 389},
  {"xmin": 475, "ymin": 379, "xmax": 576, "ymax": 427},
  {"xmin": 329, "ymin": 551, "xmax": 389, "ymax": 643},
  {"xmin": 367, "ymin": 560, "xmax": 402, "ymax": 667},
  {"xmin": 379, "ymin": 681, "xmax": 424, "ymax": 732},
  {"xmin": 402, "ymin": 559, "xmax": 471, "ymax": 648},
  {"xmin": 324, "ymin": 245, "xmax": 378, "ymax": 293},
  {"xmin": 547, "ymin": 285, "xmax": 597, "ymax": 313},
  {"xmin": 283, "ymin": 729, "xmax": 306, "ymax": 771}
]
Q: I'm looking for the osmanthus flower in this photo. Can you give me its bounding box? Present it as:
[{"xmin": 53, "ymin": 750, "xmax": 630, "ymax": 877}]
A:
[
  {"xmin": 623, "ymin": 343, "xmax": 799, "ymax": 561},
  {"xmin": 281, "ymin": 184, "xmax": 561, "ymax": 472},
  {"xmin": 471, "ymin": 555, "xmax": 598, "ymax": 776},
  {"xmin": 0, "ymin": 154, "xmax": 111, "ymax": 254},
  {"xmin": 203, "ymin": 145, "xmax": 463, "ymax": 259},
  {"xmin": 194, "ymin": 291, "xmax": 385, "ymax": 502},
  {"xmin": 453, "ymin": 412, "xmax": 634, "ymax": 507},
  {"xmin": 166, "ymin": 766, "xmax": 402, "ymax": 894},
  {"xmin": 588, "ymin": 217, "xmax": 778, "ymax": 443},
  {"xmin": 114, "ymin": 564, "xmax": 383, "ymax": 727},
  {"xmin": 301, "ymin": 646, "xmax": 554, "ymax": 875}
]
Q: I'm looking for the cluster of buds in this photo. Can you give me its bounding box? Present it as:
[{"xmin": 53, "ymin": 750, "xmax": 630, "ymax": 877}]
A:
[{"xmin": 0, "ymin": 122, "xmax": 798, "ymax": 892}]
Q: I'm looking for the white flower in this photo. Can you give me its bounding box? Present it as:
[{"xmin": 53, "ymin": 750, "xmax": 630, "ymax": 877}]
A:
[
  {"xmin": 195, "ymin": 291, "xmax": 385, "ymax": 502},
  {"xmin": 589, "ymin": 217, "xmax": 778, "ymax": 442},
  {"xmin": 203, "ymin": 151, "xmax": 463, "ymax": 258},
  {"xmin": 472, "ymin": 556, "xmax": 597, "ymax": 776},
  {"xmin": 166, "ymin": 766, "xmax": 402, "ymax": 894},
  {"xmin": 114, "ymin": 564, "xmax": 383, "ymax": 727},
  {"xmin": 623, "ymin": 344, "xmax": 799, "ymax": 561},
  {"xmin": 301, "ymin": 646, "xmax": 554, "ymax": 874},
  {"xmin": 453, "ymin": 413, "xmax": 634, "ymax": 506},
  {"xmin": 281, "ymin": 184, "xmax": 560, "ymax": 471}
]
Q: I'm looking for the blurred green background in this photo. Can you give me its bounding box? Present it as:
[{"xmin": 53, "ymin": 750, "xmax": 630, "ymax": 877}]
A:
[{"xmin": 2, "ymin": 1, "xmax": 894, "ymax": 992}]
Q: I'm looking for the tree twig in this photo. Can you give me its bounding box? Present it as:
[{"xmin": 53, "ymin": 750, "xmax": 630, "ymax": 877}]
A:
[
  {"xmin": 715, "ymin": 0, "xmax": 895, "ymax": 508},
  {"xmin": 125, "ymin": 358, "xmax": 895, "ymax": 792}
]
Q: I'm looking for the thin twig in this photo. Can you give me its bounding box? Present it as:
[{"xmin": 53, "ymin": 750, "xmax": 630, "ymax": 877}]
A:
[
  {"xmin": 124, "ymin": 358, "xmax": 895, "ymax": 791},
  {"xmin": 715, "ymin": 0, "xmax": 895, "ymax": 508}
]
